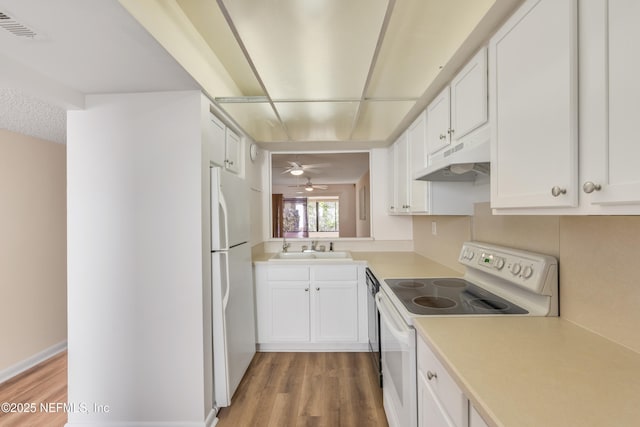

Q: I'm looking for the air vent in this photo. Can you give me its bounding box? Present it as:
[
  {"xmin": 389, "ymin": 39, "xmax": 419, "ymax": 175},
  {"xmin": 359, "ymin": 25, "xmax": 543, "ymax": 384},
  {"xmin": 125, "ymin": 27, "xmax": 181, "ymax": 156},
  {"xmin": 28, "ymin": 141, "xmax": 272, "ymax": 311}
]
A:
[{"xmin": 0, "ymin": 9, "xmax": 43, "ymax": 40}]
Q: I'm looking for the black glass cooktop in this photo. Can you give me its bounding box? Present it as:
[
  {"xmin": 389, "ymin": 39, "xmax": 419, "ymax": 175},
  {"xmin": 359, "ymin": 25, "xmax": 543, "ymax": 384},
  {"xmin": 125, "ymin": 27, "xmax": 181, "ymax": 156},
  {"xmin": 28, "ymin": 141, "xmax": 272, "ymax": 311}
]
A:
[{"xmin": 384, "ymin": 278, "xmax": 528, "ymax": 315}]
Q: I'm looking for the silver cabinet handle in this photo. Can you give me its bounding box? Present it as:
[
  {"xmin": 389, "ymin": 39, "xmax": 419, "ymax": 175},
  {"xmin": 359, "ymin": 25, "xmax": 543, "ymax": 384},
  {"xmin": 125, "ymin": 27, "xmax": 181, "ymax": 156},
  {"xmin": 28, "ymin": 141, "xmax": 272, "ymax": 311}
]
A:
[
  {"xmin": 551, "ymin": 186, "xmax": 567, "ymax": 197},
  {"xmin": 583, "ymin": 181, "xmax": 602, "ymax": 194},
  {"xmin": 305, "ymin": 288, "xmax": 309, "ymax": 292},
  {"xmin": 439, "ymin": 134, "xmax": 447, "ymax": 140},
  {"xmin": 447, "ymin": 128, "xmax": 454, "ymax": 135},
  {"xmin": 427, "ymin": 371, "xmax": 437, "ymax": 380}
]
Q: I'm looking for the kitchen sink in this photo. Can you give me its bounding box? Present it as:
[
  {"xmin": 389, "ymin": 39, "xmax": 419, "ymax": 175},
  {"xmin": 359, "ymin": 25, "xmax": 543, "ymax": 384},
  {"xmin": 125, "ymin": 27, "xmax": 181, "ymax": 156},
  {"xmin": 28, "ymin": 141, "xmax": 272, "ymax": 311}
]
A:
[{"xmin": 269, "ymin": 251, "xmax": 352, "ymax": 261}]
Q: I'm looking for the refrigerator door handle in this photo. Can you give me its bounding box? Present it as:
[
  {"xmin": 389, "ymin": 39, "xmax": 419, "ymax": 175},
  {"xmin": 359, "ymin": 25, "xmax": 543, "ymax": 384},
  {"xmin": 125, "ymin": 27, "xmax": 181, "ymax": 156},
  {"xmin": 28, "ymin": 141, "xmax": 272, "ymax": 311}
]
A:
[
  {"xmin": 220, "ymin": 251, "xmax": 230, "ymax": 310},
  {"xmin": 218, "ymin": 195, "xmax": 229, "ymax": 250}
]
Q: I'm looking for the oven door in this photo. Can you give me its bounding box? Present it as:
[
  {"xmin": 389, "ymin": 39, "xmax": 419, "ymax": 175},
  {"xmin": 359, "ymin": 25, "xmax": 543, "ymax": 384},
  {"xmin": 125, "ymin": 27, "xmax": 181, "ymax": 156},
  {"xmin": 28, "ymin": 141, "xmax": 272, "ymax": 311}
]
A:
[{"xmin": 376, "ymin": 290, "xmax": 417, "ymax": 427}]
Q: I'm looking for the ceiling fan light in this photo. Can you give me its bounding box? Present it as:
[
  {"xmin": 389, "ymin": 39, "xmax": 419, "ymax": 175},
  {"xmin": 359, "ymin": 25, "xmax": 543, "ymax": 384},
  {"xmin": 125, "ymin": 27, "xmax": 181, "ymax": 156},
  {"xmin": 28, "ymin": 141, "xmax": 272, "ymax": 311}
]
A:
[
  {"xmin": 290, "ymin": 169, "xmax": 304, "ymax": 176},
  {"xmin": 305, "ymin": 186, "xmax": 314, "ymax": 192}
]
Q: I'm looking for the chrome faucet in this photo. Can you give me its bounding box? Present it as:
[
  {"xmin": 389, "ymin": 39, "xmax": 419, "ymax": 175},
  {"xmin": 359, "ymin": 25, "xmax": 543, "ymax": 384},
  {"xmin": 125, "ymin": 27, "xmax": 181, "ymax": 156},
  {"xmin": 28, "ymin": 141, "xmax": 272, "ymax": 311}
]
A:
[
  {"xmin": 282, "ymin": 235, "xmax": 290, "ymax": 253},
  {"xmin": 311, "ymin": 240, "xmax": 318, "ymax": 251}
]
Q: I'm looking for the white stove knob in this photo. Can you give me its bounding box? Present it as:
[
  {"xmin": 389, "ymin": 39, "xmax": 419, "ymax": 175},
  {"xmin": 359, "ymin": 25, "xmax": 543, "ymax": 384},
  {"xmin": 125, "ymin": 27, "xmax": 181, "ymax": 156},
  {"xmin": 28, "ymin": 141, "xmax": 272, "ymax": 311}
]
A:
[
  {"xmin": 467, "ymin": 250, "xmax": 474, "ymax": 260},
  {"xmin": 523, "ymin": 265, "xmax": 534, "ymax": 279},
  {"xmin": 510, "ymin": 263, "xmax": 522, "ymax": 275},
  {"xmin": 495, "ymin": 257, "xmax": 505, "ymax": 270}
]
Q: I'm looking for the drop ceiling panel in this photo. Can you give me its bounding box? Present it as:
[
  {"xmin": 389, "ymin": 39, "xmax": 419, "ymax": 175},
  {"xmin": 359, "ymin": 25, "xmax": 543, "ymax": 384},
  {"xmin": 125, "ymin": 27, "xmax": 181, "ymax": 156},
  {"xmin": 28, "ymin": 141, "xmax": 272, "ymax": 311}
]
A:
[
  {"xmin": 221, "ymin": 0, "xmax": 388, "ymax": 99},
  {"xmin": 351, "ymin": 101, "xmax": 415, "ymax": 141},
  {"xmin": 366, "ymin": 0, "xmax": 495, "ymax": 98},
  {"xmin": 176, "ymin": 0, "xmax": 263, "ymax": 96},
  {"xmin": 218, "ymin": 103, "xmax": 288, "ymax": 142},
  {"xmin": 274, "ymin": 102, "xmax": 359, "ymax": 141}
]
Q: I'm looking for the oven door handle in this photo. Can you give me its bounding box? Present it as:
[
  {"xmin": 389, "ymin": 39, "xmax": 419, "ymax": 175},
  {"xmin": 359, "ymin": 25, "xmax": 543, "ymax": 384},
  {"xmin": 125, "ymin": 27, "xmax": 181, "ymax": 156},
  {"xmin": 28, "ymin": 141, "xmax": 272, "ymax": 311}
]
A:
[{"xmin": 376, "ymin": 292, "xmax": 412, "ymax": 346}]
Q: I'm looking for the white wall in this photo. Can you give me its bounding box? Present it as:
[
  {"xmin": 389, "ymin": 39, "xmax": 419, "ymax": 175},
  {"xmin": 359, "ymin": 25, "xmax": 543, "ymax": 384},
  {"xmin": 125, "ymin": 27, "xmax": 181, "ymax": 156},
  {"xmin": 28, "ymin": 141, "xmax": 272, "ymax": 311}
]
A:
[
  {"xmin": 0, "ymin": 130, "xmax": 67, "ymax": 379},
  {"xmin": 66, "ymin": 91, "xmax": 212, "ymax": 426}
]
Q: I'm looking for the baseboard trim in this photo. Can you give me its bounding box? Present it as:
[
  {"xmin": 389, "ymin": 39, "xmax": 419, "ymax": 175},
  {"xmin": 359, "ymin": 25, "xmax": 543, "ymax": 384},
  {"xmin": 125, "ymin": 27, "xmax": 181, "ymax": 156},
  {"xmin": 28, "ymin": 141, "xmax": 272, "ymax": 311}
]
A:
[
  {"xmin": 65, "ymin": 420, "xmax": 215, "ymax": 426},
  {"xmin": 0, "ymin": 340, "xmax": 67, "ymax": 385},
  {"xmin": 257, "ymin": 342, "xmax": 369, "ymax": 352}
]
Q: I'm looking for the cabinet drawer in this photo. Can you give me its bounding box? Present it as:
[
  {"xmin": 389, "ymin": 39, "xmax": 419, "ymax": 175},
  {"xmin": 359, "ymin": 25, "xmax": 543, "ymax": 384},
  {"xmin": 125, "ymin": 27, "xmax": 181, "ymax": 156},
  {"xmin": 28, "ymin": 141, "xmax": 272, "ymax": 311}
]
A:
[
  {"xmin": 312, "ymin": 265, "xmax": 358, "ymax": 281},
  {"xmin": 267, "ymin": 266, "xmax": 309, "ymax": 281},
  {"xmin": 418, "ymin": 337, "xmax": 468, "ymax": 427}
]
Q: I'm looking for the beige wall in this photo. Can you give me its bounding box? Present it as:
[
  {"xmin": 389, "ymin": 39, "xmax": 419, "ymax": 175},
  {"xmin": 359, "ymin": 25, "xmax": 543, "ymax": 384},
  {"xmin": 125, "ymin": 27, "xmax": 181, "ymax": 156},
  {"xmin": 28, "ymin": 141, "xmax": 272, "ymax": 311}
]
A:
[
  {"xmin": 0, "ymin": 129, "xmax": 67, "ymax": 371},
  {"xmin": 413, "ymin": 202, "xmax": 640, "ymax": 353}
]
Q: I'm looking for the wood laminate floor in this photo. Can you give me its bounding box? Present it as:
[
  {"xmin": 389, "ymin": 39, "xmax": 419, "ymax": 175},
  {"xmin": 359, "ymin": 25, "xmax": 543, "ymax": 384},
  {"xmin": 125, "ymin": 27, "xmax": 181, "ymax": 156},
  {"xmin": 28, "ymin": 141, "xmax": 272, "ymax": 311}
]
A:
[
  {"xmin": 217, "ymin": 352, "xmax": 388, "ymax": 427},
  {"xmin": 0, "ymin": 351, "xmax": 67, "ymax": 427},
  {"xmin": 0, "ymin": 351, "xmax": 387, "ymax": 427}
]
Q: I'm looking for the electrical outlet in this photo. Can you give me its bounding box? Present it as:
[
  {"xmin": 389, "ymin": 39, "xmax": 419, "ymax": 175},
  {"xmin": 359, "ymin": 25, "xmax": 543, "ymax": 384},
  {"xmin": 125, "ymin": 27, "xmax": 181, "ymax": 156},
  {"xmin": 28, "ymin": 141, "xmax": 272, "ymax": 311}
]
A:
[{"xmin": 431, "ymin": 221, "xmax": 437, "ymax": 236}]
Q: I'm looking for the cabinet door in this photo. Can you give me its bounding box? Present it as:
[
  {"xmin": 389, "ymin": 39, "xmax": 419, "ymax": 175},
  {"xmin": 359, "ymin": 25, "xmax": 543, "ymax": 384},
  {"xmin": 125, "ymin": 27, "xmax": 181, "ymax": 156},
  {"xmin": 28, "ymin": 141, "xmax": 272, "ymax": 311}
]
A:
[
  {"xmin": 312, "ymin": 281, "xmax": 358, "ymax": 342},
  {"xmin": 268, "ymin": 282, "xmax": 310, "ymax": 342},
  {"xmin": 407, "ymin": 114, "xmax": 430, "ymax": 214},
  {"xmin": 426, "ymin": 87, "xmax": 451, "ymax": 155},
  {"xmin": 469, "ymin": 404, "xmax": 490, "ymax": 427},
  {"xmin": 586, "ymin": 0, "xmax": 640, "ymax": 206},
  {"xmin": 387, "ymin": 143, "xmax": 398, "ymax": 214},
  {"xmin": 396, "ymin": 133, "xmax": 410, "ymax": 213},
  {"xmin": 451, "ymin": 47, "xmax": 488, "ymax": 141},
  {"xmin": 418, "ymin": 370, "xmax": 456, "ymax": 427},
  {"xmin": 206, "ymin": 113, "xmax": 226, "ymax": 168},
  {"xmin": 224, "ymin": 128, "xmax": 241, "ymax": 174},
  {"xmin": 490, "ymin": 0, "xmax": 578, "ymax": 209},
  {"xmin": 409, "ymin": 112, "xmax": 428, "ymax": 174}
]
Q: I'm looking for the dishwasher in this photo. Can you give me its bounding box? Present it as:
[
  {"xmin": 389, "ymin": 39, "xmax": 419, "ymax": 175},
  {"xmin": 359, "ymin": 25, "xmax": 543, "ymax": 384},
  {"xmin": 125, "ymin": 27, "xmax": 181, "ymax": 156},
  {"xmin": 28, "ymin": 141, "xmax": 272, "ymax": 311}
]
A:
[{"xmin": 365, "ymin": 267, "xmax": 382, "ymax": 387}]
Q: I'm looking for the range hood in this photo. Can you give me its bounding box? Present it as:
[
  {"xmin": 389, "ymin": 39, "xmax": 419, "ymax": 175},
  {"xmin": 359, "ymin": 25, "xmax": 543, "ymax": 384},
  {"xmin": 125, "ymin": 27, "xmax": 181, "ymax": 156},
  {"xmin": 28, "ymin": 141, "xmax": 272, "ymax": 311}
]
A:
[{"xmin": 414, "ymin": 127, "xmax": 490, "ymax": 182}]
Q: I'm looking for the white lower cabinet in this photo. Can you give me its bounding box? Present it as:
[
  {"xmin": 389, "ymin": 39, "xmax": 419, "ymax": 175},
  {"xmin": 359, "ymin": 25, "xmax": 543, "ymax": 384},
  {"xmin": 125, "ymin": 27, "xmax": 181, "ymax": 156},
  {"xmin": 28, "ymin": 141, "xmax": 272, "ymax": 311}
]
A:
[
  {"xmin": 418, "ymin": 334, "xmax": 494, "ymax": 427},
  {"xmin": 418, "ymin": 370, "xmax": 457, "ymax": 427},
  {"xmin": 255, "ymin": 263, "xmax": 366, "ymax": 350},
  {"xmin": 468, "ymin": 405, "xmax": 490, "ymax": 427},
  {"xmin": 418, "ymin": 337, "xmax": 468, "ymax": 427}
]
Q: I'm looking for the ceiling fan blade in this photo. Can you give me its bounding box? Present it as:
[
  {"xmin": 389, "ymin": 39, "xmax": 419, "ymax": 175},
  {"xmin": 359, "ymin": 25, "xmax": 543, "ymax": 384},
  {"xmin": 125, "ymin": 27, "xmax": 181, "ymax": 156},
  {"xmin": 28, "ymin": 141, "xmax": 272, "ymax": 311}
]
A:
[
  {"xmin": 303, "ymin": 163, "xmax": 331, "ymax": 169},
  {"xmin": 313, "ymin": 185, "xmax": 329, "ymax": 190}
]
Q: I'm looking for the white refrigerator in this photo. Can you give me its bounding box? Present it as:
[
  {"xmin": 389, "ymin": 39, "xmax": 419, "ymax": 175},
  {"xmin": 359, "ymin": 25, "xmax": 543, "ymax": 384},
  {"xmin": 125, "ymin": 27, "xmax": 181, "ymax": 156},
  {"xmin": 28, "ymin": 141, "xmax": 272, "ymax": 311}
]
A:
[{"xmin": 210, "ymin": 166, "xmax": 256, "ymax": 408}]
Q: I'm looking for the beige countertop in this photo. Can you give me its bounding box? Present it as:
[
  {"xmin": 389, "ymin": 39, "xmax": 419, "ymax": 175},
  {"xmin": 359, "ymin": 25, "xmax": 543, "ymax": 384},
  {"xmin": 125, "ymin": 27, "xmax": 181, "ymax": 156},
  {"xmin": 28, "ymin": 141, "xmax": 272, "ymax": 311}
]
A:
[
  {"xmin": 253, "ymin": 251, "xmax": 462, "ymax": 278},
  {"xmin": 414, "ymin": 316, "xmax": 640, "ymax": 427},
  {"xmin": 351, "ymin": 251, "xmax": 462, "ymax": 279}
]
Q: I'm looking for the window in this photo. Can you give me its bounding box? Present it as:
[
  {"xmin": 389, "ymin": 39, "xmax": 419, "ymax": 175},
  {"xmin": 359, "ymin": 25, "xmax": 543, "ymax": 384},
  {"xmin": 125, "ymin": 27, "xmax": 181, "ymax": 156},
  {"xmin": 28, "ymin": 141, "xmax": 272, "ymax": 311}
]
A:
[{"xmin": 307, "ymin": 197, "xmax": 339, "ymax": 233}]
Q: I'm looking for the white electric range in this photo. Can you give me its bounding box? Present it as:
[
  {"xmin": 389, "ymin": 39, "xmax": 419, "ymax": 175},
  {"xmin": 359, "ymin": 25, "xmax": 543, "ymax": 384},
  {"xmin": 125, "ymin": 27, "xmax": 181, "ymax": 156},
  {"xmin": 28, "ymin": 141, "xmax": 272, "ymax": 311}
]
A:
[{"xmin": 375, "ymin": 241, "xmax": 558, "ymax": 427}]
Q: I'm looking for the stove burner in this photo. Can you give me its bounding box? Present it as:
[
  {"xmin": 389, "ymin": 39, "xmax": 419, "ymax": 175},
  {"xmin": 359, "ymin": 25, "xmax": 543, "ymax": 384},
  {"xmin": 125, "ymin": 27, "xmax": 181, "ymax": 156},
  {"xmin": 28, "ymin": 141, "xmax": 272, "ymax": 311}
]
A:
[
  {"xmin": 431, "ymin": 279, "xmax": 467, "ymax": 288},
  {"xmin": 469, "ymin": 298, "xmax": 509, "ymax": 311},
  {"xmin": 397, "ymin": 280, "xmax": 426, "ymax": 289},
  {"xmin": 412, "ymin": 296, "xmax": 457, "ymax": 309}
]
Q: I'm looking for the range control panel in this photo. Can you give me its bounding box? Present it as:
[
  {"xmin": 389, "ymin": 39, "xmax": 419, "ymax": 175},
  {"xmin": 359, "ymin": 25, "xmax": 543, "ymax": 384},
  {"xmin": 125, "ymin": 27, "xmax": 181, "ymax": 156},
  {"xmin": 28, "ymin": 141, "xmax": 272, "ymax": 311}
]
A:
[{"xmin": 459, "ymin": 241, "xmax": 558, "ymax": 295}]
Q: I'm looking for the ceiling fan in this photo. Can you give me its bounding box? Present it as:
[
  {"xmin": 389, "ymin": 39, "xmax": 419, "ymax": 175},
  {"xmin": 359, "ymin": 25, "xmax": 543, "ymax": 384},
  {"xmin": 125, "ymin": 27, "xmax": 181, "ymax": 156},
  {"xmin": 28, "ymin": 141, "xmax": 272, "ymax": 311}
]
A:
[
  {"xmin": 288, "ymin": 177, "xmax": 329, "ymax": 192},
  {"xmin": 281, "ymin": 161, "xmax": 330, "ymax": 176}
]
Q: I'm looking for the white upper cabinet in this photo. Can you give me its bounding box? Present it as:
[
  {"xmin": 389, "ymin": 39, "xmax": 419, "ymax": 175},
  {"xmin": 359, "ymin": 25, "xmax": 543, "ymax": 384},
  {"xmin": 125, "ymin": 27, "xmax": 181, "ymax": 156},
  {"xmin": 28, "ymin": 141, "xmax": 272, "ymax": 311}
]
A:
[
  {"xmin": 491, "ymin": 0, "xmax": 640, "ymax": 214},
  {"xmin": 451, "ymin": 48, "xmax": 488, "ymax": 141},
  {"xmin": 427, "ymin": 47, "xmax": 488, "ymax": 158},
  {"xmin": 224, "ymin": 128, "xmax": 241, "ymax": 174},
  {"xmin": 583, "ymin": 0, "xmax": 640, "ymax": 207},
  {"xmin": 206, "ymin": 112, "xmax": 242, "ymax": 175},
  {"xmin": 489, "ymin": 0, "xmax": 578, "ymax": 210},
  {"xmin": 206, "ymin": 113, "xmax": 226, "ymax": 167},
  {"xmin": 426, "ymin": 87, "xmax": 451, "ymax": 156},
  {"xmin": 389, "ymin": 114, "xmax": 430, "ymax": 215}
]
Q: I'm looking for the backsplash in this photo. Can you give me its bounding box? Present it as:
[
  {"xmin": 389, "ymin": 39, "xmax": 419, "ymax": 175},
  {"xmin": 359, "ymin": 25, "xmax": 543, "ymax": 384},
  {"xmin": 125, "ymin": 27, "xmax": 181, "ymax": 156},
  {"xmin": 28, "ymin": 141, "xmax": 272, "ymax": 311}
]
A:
[{"xmin": 413, "ymin": 202, "xmax": 640, "ymax": 354}]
